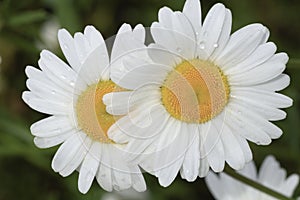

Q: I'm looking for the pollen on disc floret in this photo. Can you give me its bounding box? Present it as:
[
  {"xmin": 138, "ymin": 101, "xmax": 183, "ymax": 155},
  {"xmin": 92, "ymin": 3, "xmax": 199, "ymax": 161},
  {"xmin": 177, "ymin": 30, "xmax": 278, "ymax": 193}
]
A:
[
  {"xmin": 76, "ymin": 80, "xmax": 122, "ymax": 143},
  {"xmin": 161, "ymin": 59, "xmax": 230, "ymax": 124}
]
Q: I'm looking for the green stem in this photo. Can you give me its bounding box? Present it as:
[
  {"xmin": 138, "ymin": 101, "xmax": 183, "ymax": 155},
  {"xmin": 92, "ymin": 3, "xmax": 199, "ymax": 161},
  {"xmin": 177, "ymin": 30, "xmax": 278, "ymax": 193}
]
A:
[{"xmin": 224, "ymin": 167, "xmax": 296, "ymax": 200}]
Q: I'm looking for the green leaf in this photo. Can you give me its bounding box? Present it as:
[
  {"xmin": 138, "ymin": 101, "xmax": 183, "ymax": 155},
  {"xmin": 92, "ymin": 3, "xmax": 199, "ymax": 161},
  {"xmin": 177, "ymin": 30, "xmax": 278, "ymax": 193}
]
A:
[{"xmin": 7, "ymin": 10, "xmax": 47, "ymax": 27}]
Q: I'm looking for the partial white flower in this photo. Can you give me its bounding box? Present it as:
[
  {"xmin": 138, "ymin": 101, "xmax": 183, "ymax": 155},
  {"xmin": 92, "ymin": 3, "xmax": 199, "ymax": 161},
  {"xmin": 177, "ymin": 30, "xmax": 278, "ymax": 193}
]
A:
[
  {"xmin": 22, "ymin": 24, "xmax": 147, "ymax": 193},
  {"xmin": 104, "ymin": 0, "xmax": 292, "ymax": 187},
  {"xmin": 205, "ymin": 155, "xmax": 299, "ymax": 200},
  {"xmin": 101, "ymin": 188, "xmax": 150, "ymax": 200},
  {"xmin": 36, "ymin": 18, "xmax": 61, "ymax": 50}
]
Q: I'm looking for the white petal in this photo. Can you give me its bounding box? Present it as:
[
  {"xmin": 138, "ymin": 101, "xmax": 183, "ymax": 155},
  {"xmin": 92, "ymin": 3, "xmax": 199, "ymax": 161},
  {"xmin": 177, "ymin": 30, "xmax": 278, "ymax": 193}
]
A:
[
  {"xmin": 84, "ymin": 25, "xmax": 106, "ymax": 50},
  {"xmin": 180, "ymin": 124, "xmax": 199, "ymax": 182},
  {"xmin": 130, "ymin": 167, "xmax": 147, "ymax": 192},
  {"xmin": 79, "ymin": 45, "xmax": 109, "ymax": 84},
  {"xmin": 233, "ymin": 134, "xmax": 253, "ymax": 163},
  {"xmin": 58, "ymin": 29, "xmax": 81, "ymax": 71},
  {"xmin": 205, "ymin": 171, "xmax": 224, "ymax": 199},
  {"xmin": 147, "ymin": 43, "xmax": 181, "ymax": 67},
  {"xmin": 231, "ymin": 92, "xmax": 287, "ymax": 121},
  {"xmin": 158, "ymin": 7, "xmax": 173, "ymax": 30},
  {"xmin": 114, "ymin": 59, "xmax": 170, "ymax": 90},
  {"xmin": 25, "ymin": 65, "xmax": 71, "ymax": 96},
  {"xmin": 229, "ymin": 99, "xmax": 283, "ymax": 139},
  {"xmin": 96, "ymin": 145, "xmax": 113, "ymax": 191},
  {"xmin": 281, "ymin": 174, "xmax": 300, "ymax": 197},
  {"xmin": 209, "ymin": 9, "xmax": 232, "ymax": 61},
  {"xmin": 78, "ymin": 142, "xmax": 101, "ymax": 194},
  {"xmin": 229, "ymin": 53, "xmax": 287, "ymax": 86},
  {"xmin": 26, "ymin": 79, "xmax": 71, "ymax": 103},
  {"xmin": 231, "ymin": 87, "xmax": 293, "ymax": 109},
  {"xmin": 38, "ymin": 50, "xmax": 83, "ymax": 93},
  {"xmin": 108, "ymin": 100, "xmax": 165, "ymax": 145},
  {"xmin": 34, "ymin": 131, "xmax": 73, "ymax": 148},
  {"xmin": 30, "ymin": 116, "xmax": 73, "ymax": 137},
  {"xmin": 22, "ymin": 91, "xmax": 70, "ymax": 115},
  {"xmin": 158, "ymin": 156, "xmax": 184, "ymax": 187},
  {"xmin": 238, "ymin": 160, "xmax": 257, "ymax": 180},
  {"xmin": 198, "ymin": 157, "xmax": 209, "ymax": 177},
  {"xmin": 104, "ymin": 88, "xmax": 158, "ymax": 116},
  {"xmin": 153, "ymin": 120, "xmax": 189, "ymax": 171},
  {"xmin": 220, "ymin": 123, "xmax": 245, "ymax": 170},
  {"xmin": 182, "ymin": 0, "xmax": 201, "ymax": 32},
  {"xmin": 226, "ymin": 42, "xmax": 277, "ymax": 75},
  {"xmin": 201, "ymin": 116, "xmax": 225, "ymax": 172},
  {"xmin": 170, "ymin": 11, "xmax": 197, "ymax": 59},
  {"xmin": 219, "ymin": 172, "xmax": 246, "ymax": 196},
  {"xmin": 197, "ymin": 3, "xmax": 226, "ymax": 59},
  {"xmin": 111, "ymin": 23, "xmax": 145, "ymax": 63},
  {"xmin": 132, "ymin": 24, "xmax": 145, "ymax": 43},
  {"xmin": 112, "ymin": 169, "xmax": 132, "ymax": 191},
  {"xmin": 225, "ymin": 104, "xmax": 272, "ymax": 145},
  {"xmin": 253, "ymin": 74, "xmax": 290, "ymax": 92},
  {"xmin": 151, "ymin": 10, "xmax": 197, "ymax": 59},
  {"xmin": 51, "ymin": 132, "xmax": 87, "ymax": 172},
  {"xmin": 73, "ymin": 32, "xmax": 90, "ymax": 62},
  {"xmin": 110, "ymin": 147, "xmax": 132, "ymax": 191},
  {"xmin": 59, "ymin": 137, "xmax": 92, "ymax": 177},
  {"xmin": 215, "ymin": 24, "xmax": 269, "ymax": 69}
]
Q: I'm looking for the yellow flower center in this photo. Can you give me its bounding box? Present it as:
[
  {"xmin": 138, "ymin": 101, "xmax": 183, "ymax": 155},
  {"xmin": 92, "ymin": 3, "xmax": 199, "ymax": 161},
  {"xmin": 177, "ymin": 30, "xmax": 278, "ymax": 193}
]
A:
[
  {"xmin": 76, "ymin": 80, "xmax": 122, "ymax": 143},
  {"xmin": 161, "ymin": 59, "xmax": 230, "ymax": 124}
]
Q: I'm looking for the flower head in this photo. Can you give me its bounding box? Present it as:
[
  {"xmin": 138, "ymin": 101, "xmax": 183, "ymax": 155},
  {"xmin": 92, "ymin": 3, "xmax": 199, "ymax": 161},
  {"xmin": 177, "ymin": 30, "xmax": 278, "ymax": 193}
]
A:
[
  {"xmin": 205, "ymin": 155, "xmax": 299, "ymax": 199},
  {"xmin": 22, "ymin": 24, "xmax": 147, "ymax": 193},
  {"xmin": 104, "ymin": 0, "xmax": 292, "ymax": 186}
]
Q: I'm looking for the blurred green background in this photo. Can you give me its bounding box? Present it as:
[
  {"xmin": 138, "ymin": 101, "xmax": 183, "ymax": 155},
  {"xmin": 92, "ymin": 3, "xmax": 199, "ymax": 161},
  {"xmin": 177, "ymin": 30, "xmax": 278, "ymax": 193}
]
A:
[{"xmin": 0, "ymin": 0, "xmax": 299, "ymax": 199}]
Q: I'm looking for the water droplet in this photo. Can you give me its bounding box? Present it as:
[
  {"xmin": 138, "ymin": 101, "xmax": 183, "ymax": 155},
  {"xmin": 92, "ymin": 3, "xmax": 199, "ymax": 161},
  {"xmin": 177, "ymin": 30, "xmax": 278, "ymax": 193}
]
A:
[
  {"xmin": 61, "ymin": 75, "xmax": 67, "ymax": 80},
  {"xmin": 119, "ymin": 66, "xmax": 125, "ymax": 72},
  {"xmin": 213, "ymin": 43, "xmax": 219, "ymax": 48},
  {"xmin": 70, "ymin": 81, "xmax": 75, "ymax": 86},
  {"xmin": 199, "ymin": 41, "xmax": 205, "ymax": 50},
  {"xmin": 51, "ymin": 90, "xmax": 56, "ymax": 95},
  {"xmin": 63, "ymin": 44, "xmax": 69, "ymax": 50},
  {"xmin": 176, "ymin": 47, "xmax": 182, "ymax": 53}
]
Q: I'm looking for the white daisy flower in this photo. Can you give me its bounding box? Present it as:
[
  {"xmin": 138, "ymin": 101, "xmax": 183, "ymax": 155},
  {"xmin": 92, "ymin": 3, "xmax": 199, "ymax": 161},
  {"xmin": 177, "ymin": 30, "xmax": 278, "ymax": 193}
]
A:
[
  {"xmin": 104, "ymin": 0, "xmax": 292, "ymax": 187},
  {"xmin": 205, "ymin": 155, "xmax": 299, "ymax": 200},
  {"xmin": 22, "ymin": 24, "xmax": 147, "ymax": 193}
]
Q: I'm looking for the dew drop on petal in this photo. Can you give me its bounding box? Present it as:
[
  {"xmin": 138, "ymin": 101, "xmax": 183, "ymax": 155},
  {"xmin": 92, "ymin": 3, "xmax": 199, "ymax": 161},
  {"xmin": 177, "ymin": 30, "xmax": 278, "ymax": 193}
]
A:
[
  {"xmin": 63, "ymin": 44, "xmax": 69, "ymax": 50},
  {"xmin": 70, "ymin": 81, "xmax": 75, "ymax": 86},
  {"xmin": 176, "ymin": 47, "xmax": 182, "ymax": 53},
  {"xmin": 213, "ymin": 43, "xmax": 219, "ymax": 48},
  {"xmin": 199, "ymin": 41, "xmax": 205, "ymax": 50}
]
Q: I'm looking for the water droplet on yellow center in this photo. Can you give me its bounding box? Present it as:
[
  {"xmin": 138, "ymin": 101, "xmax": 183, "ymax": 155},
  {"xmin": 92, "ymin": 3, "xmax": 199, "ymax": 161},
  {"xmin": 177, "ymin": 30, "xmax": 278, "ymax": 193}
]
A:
[
  {"xmin": 161, "ymin": 59, "xmax": 230, "ymax": 123},
  {"xmin": 76, "ymin": 80, "xmax": 122, "ymax": 143}
]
